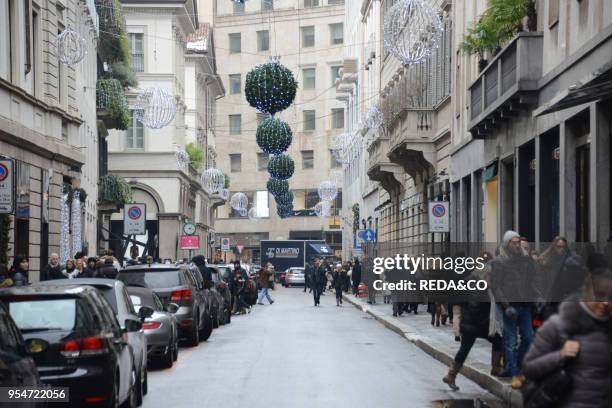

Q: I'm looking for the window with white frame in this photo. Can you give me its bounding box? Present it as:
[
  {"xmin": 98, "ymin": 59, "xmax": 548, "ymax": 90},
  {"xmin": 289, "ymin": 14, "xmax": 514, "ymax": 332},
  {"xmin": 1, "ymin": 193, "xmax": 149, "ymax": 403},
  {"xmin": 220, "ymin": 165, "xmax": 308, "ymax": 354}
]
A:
[
  {"xmin": 301, "ymin": 150, "xmax": 314, "ymax": 169},
  {"xmin": 331, "ymin": 108, "xmax": 344, "ymax": 129},
  {"xmin": 126, "ymin": 111, "xmax": 144, "ymax": 149},
  {"xmin": 229, "ymin": 74, "xmax": 241, "ymax": 94},
  {"xmin": 262, "ymin": 0, "xmax": 274, "ymax": 11},
  {"xmin": 257, "ymin": 30, "xmax": 269, "ymax": 51},
  {"xmin": 229, "ymin": 33, "xmax": 241, "ymax": 53},
  {"xmin": 303, "ymin": 110, "xmax": 316, "ymax": 131},
  {"xmin": 254, "ymin": 191, "xmax": 270, "ymax": 217},
  {"xmin": 257, "ymin": 153, "xmax": 269, "ymax": 171},
  {"xmin": 230, "ymin": 154, "xmax": 242, "ymax": 172},
  {"xmin": 302, "ymin": 68, "xmax": 316, "ymax": 89},
  {"xmin": 329, "ymin": 23, "xmax": 343, "ymax": 45},
  {"xmin": 330, "ymin": 65, "xmax": 341, "ymax": 85},
  {"xmin": 129, "ymin": 33, "xmax": 144, "ymax": 72},
  {"xmin": 301, "ymin": 26, "xmax": 315, "ymax": 47},
  {"xmin": 233, "ymin": 1, "xmax": 245, "ymax": 13},
  {"xmin": 229, "ymin": 114, "xmax": 242, "ymax": 134},
  {"xmin": 304, "ymin": 0, "xmax": 319, "ymax": 7},
  {"xmin": 0, "ymin": 0, "xmax": 11, "ymax": 80}
]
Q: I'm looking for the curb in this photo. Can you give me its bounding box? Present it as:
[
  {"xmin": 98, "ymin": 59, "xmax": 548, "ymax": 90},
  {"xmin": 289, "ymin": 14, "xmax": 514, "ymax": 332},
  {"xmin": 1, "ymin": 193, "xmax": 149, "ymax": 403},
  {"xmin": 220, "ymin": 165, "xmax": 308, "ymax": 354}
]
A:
[{"xmin": 343, "ymin": 294, "xmax": 523, "ymax": 407}]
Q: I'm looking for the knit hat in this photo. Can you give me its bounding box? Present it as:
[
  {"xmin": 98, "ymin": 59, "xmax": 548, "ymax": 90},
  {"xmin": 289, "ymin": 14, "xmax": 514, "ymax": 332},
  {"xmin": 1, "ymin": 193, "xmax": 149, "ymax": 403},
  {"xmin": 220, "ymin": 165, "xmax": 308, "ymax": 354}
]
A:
[{"xmin": 502, "ymin": 230, "xmax": 520, "ymax": 248}]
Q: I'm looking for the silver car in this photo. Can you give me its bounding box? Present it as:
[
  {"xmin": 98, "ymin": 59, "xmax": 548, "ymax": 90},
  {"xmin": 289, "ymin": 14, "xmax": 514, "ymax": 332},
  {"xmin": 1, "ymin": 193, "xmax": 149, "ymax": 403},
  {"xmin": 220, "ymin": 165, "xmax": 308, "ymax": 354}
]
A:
[
  {"xmin": 284, "ymin": 267, "xmax": 306, "ymax": 286},
  {"xmin": 127, "ymin": 287, "xmax": 179, "ymax": 368}
]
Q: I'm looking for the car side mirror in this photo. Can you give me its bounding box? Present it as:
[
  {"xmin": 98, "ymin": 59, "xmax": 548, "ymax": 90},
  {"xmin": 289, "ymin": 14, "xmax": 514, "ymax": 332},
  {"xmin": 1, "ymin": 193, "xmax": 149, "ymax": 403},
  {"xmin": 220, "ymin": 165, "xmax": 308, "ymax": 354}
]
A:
[
  {"xmin": 125, "ymin": 318, "xmax": 143, "ymax": 332},
  {"xmin": 138, "ymin": 306, "xmax": 154, "ymax": 321},
  {"xmin": 165, "ymin": 302, "xmax": 179, "ymax": 314}
]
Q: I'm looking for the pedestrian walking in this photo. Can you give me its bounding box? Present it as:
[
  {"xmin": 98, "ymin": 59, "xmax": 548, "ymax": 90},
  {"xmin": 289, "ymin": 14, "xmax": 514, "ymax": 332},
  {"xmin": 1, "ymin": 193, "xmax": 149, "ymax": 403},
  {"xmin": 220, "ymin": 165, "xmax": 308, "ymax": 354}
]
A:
[
  {"xmin": 41, "ymin": 253, "xmax": 64, "ymax": 281},
  {"xmin": 192, "ymin": 255, "xmax": 213, "ymax": 288},
  {"xmin": 10, "ymin": 255, "xmax": 29, "ymax": 286},
  {"xmin": 352, "ymin": 259, "xmax": 362, "ymax": 295},
  {"xmin": 62, "ymin": 259, "xmax": 79, "ymax": 279},
  {"xmin": 522, "ymin": 269, "xmax": 612, "ymax": 408},
  {"xmin": 490, "ymin": 230, "xmax": 539, "ymax": 388},
  {"xmin": 98, "ymin": 257, "xmax": 118, "ymax": 279},
  {"xmin": 311, "ymin": 258, "xmax": 326, "ymax": 306},
  {"xmin": 80, "ymin": 257, "xmax": 99, "ymax": 278},
  {"xmin": 257, "ymin": 264, "xmax": 275, "ymax": 305},
  {"xmin": 332, "ymin": 264, "xmax": 347, "ymax": 306},
  {"xmin": 0, "ymin": 264, "xmax": 13, "ymax": 288},
  {"xmin": 304, "ymin": 261, "xmax": 312, "ymax": 293}
]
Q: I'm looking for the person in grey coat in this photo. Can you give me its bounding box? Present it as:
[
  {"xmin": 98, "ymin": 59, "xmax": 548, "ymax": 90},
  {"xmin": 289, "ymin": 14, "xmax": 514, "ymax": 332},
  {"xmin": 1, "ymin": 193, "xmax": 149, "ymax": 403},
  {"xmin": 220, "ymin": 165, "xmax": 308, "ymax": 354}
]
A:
[{"xmin": 522, "ymin": 269, "xmax": 612, "ymax": 408}]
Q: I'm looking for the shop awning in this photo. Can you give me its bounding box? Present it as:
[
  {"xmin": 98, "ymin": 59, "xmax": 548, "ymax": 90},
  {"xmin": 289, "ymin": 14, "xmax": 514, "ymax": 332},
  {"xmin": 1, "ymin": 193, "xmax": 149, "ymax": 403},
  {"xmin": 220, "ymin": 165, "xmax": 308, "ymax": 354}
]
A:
[
  {"xmin": 308, "ymin": 243, "xmax": 334, "ymax": 257},
  {"xmin": 482, "ymin": 162, "xmax": 498, "ymax": 183}
]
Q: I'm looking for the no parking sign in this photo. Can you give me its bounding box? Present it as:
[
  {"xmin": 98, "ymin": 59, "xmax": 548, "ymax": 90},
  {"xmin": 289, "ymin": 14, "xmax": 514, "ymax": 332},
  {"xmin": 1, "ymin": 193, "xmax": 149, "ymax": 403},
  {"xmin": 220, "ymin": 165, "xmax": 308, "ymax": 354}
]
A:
[
  {"xmin": 428, "ymin": 201, "xmax": 449, "ymax": 233},
  {"xmin": 124, "ymin": 203, "xmax": 146, "ymax": 235},
  {"xmin": 0, "ymin": 159, "xmax": 15, "ymax": 214}
]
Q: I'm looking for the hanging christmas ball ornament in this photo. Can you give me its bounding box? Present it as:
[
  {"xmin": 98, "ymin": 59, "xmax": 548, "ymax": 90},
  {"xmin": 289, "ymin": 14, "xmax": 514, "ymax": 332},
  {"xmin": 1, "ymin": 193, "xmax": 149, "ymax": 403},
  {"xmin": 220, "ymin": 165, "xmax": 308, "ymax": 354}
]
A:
[
  {"xmin": 245, "ymin": 60, "xmax": 298, "ymax": 115},
  {"xmin": 383, "ymin": 0, "xmax": 444, "ymax": 65},
  {"xmin": 314, "ymin": 201, "xmax": 332, "ymax": 218},
  {"xmin": 71, "ymin": 190, "xmax": 82, "ymax": 255},
  {"xmin": 56, "ymin": 26, "xmax": 87, "ymax": 66},
  {"xmin": 230, "ymin": 192, "xmax": 248, "ymax": 211},
  {"xmin": 275, "ymin": 190, "xmax": 294, "ymax": 206},
  {"xmin": 366, "ymin": 105, "xmax": 384, "ymax": 130},
  {"xmin": 201, "ymin": 168, "xmax": 225, "ymax": 194},
  {"xmin": 318, "ymin": 180, "xmax": 338, "ymax": 202},
  {"xmin": 175, "ymin": 147, "xmax": 191, "ymax": 170},
  {"xmin": 134, "ymin": 86, "xmax": 177, "ymax": 129},
  {"xmin": 267, "ymin": 154, "xmax": 295, "ymax": 180},
  {"xmin": 239, "ymin": 208, "xmax": 248, "ymax": 217},
  {"xmin": 277, "ymin": 202, "xmax": 294, "ymax": 218},
  {"xmin": 266, "ymin": 178, "xmax": 289, "ymax": 197},
  {"xmin": 248, "ymin": 207, "xmax": 259, "ymax": 220},
  {"xmin": 256, "ymin": 118, "xmax": 293, "ymax": 154},
  {"xmin": 331, "ymin": 132, "xmax": 352, "ymax": 165},
  {"xmin": 330, "ymin": 170, "xmax": 343, "ymax": 185}
]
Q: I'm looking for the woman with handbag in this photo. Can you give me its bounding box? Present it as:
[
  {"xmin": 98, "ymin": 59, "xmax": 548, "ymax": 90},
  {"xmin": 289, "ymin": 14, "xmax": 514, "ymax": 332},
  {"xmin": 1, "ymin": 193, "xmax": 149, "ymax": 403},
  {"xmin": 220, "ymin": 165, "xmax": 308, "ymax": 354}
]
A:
[{"xmin": 521, "ymin": 269, "xmax": 612, "ymax": 408}]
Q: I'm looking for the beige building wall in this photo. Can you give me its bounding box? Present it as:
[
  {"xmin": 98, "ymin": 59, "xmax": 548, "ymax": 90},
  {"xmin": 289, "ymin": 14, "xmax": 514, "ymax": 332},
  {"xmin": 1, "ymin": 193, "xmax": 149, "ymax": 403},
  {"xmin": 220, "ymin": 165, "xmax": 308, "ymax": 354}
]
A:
[{"xmin": 213, "ymin": 0, "xmax": 345, "ymax": 261}]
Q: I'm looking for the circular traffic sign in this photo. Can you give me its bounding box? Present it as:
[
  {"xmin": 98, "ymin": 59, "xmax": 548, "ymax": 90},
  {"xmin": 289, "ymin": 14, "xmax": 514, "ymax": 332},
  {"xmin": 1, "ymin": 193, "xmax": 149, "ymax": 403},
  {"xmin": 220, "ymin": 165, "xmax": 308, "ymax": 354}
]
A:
[
  {"xmin": 0, "ymin": 163, "xmax": 8, "ymax": 182},
  {"xmin": 127, "ymin": 206, "xmax": 142, "ymax": 220},
  {"xmin": 431, "ymin": 203, "xmax": 446, "ymax": 218}
]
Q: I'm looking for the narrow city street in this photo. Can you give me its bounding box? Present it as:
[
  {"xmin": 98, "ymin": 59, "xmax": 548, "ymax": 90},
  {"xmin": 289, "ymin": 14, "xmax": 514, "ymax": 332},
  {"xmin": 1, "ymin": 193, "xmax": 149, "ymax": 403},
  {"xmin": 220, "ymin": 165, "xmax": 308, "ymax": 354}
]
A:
[{"xmin": 144, "ymin": 287, "xmax": 499, "ymax": 408}]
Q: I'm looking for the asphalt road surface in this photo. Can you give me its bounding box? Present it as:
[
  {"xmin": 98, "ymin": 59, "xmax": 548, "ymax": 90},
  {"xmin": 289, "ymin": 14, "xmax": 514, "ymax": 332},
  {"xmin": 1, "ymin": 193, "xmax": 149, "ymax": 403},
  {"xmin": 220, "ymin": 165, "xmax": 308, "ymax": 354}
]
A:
[{"xmin": 144, "ymin": 286, "xmax": 500, "ymax": 408}]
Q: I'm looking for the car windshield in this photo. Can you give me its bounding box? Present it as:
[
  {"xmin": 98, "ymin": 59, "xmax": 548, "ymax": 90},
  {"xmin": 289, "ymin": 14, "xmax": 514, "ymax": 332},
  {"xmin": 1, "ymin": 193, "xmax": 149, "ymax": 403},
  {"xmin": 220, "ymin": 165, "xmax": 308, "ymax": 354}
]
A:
[
  {"xmin": 118, "ymin": 270, "xmax": 183, "ymax": 289},
  {"xmin": 213, "ymin": 267, "xmax": 232, "ymax": 282},
  {"xmin": 8, "ymin": 298, "xmax": 76, "ymax": 331}
]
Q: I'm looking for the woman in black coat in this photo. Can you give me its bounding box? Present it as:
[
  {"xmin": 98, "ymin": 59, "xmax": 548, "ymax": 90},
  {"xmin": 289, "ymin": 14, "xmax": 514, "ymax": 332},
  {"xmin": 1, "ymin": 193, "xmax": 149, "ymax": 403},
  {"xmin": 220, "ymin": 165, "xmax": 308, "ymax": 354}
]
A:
[
  {"xmin": 522, "ymin": 270, "xmax": 612, "ymax": 408},
  {"xmin": 332, "ymin": 264, "xmax": 348, "ymax": 307}
]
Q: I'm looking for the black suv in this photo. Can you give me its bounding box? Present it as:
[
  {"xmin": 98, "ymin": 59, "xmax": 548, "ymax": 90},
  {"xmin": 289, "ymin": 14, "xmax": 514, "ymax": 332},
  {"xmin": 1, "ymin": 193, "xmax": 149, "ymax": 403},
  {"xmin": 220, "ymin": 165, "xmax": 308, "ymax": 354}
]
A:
[
  {"xmin": 117, "ymin": 264, "xmax": 213, "ymax": 346},
  {"xmin": 0, "ymin": 285, "xmax": 144, "ymax": 407}
]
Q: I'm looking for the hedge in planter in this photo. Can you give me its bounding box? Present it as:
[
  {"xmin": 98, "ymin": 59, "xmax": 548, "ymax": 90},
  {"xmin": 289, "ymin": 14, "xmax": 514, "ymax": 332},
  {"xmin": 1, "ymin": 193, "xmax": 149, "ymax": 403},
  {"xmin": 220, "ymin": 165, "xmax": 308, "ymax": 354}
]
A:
[
  {"xmin": 267, "ymin": 154, "xmax": 295, "ymax": 180},
  {"xmin": 245, "ymin": 61, "xmax": 297, "ymax": 115},
  {"xmin": 256, "ymin": 117, "xmax": 292, "ymax": 154}
]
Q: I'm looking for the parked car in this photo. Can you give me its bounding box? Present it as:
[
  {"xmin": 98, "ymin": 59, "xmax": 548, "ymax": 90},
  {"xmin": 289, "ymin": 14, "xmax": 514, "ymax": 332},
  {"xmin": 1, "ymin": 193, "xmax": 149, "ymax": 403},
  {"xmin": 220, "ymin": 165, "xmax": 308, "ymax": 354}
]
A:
[
  {"xmin": 186, "ymin": 264, "xmax": 225, "ymax": 328},
  {"xmin": 275, "ymin": 269, "xmax": 286, "ymax": 285},
  {"xmin": 117, "ymin": 264, "xmax": 213, "ymax": 346},
  {"xmin": 126, "ymin": 287, "xmax": 179, "ymax": 368},
  {"xmin": 208, "ymin": 265, "xmax": 232, "ymax": 324},
  {"xmin": 37, "ymin": 279, "xmax": 150, "ymax": 406},
  {"xmin": 0, "ymin": 300, "xmax": 41, "ymax": 408},
  {"xmin": 1, "ymin": 285, "xmax": 147, "ymax": 407},
  {"xmin": 284, "ymin": 267, "xmax": 306, "ymax": 287}
]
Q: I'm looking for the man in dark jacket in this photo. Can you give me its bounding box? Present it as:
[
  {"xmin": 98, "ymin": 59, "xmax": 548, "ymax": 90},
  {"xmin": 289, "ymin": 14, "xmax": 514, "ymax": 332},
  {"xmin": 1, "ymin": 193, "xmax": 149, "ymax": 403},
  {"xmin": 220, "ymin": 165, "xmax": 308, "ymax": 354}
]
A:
[
  {"xmin": 98, "ymin": 258, "xmax": 118, "ymax": 279},
  {"xmin": 352, "ymin": 259, "xmax": 362, "ymax": 295},
  {"xmin": 256, "ymin": 265, "xmax": 274, "ymax": 305},
  {"xmin": 311, "ymin": 258, "xmax": 326, "ymax": 306},
  {"xmin": 192, "ymin": 255, "xmax": 213, "ymax": 289},
  {"xmin": 41, "ymin": 253, "xmax": 64, "ymax": 281},
  {"xmin": 304, "ymin": 262, "xmax": 312, "ymax": 293},
  {"xmin": 490, "ymin": 230, "xmax": 539, "ymax": 388}
]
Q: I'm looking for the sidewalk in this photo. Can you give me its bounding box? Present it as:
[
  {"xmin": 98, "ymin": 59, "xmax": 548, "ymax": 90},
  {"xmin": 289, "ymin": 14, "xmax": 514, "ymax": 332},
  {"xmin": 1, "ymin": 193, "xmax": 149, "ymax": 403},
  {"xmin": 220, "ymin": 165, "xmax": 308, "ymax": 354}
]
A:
[{"xmin": 342, "ymin": 292, "xmax": 523, "ymax": 407}]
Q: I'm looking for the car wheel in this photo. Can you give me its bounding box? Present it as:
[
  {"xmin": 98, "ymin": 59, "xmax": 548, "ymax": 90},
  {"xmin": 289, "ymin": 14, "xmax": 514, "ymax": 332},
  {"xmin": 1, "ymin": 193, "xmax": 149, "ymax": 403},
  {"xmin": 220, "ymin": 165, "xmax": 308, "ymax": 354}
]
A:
[
  {"xmin": 172, "ymin": 335, "xmax": 179, "ymax": 361},
  {"xmin": 160, "ymin": 339, "xmax": 174, "ymax": 369},
  {"xmin": 107, "ymin": 376, "xmax": 119, "ymax": 408},
  {"xmin": 199, "ymin": 316, "xmax": 213, "ymax": 341},
  {"xmin": 134, "ymin": 369, "xmax": 143, "ymax": 407},
  {"xmin": 120, "ymin": 369, "xmax": 137, "ymax": 408},
  {"xmin": 186, "ymin": 317, "xmax": 200, "ymax": 347},
  {"xmin": 142, "ymin": 367, "xmax": 148, "ymax": 395}
]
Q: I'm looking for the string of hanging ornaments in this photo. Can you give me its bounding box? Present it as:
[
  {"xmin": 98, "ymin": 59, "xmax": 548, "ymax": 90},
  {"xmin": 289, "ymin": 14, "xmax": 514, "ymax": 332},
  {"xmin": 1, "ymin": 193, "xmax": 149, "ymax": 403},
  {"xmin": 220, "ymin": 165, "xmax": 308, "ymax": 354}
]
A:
[
  {"xmin": 220, "ymin": 188, "xmax": 230, "ymax": 201},
  {"xmin": 277, "ymin": 202, "xmax": 294, "ymax": 219},
  {"xmin": 318, "ymin": 180, "xmax": 338, "ymax": 202},
  {"xmin": 239, "ymin": 208, "xmax": 248, "ymax": 217},
  {"xmin": 332, "ymin": 132, "xmax": 360, "ymax": 165},
  {"xmin": 267, "ymin": 154, "xmax": 295, "ymax": 180},
  {"xmin": 230, "ymin": 192, "xmax": 249, "ymax": 212},
  {"xmin": 201, "ymin": 168, "xmax": 225, "ymax": 195},
  {"xmin": 56, "ymin": 26, "xmax": 87, "ymax": 66},
  {"xmin": 366, "ymin": 105, "xmax": 384, "ymax": 130},
  {"xmin": 134, "ymin": 86, "xmax": 177, "ymax": 129},
  {"xmin": 60, "ymin": 194, "xmax": 71, "ymax": 264},
  {"xmin": 314, "ymin": 200, "xmax": 332, "ymax": 218},
  {"xmin": 383, "ymin": 0, "xmax": 445, "ymax": 65},
  {"xmin": 248, "ymin": 207, "xmax": 259, "ymax": 221},
  {"xmin": 256, "ymin": 118, "xmax": 293, "ymax": 154},
  {"xmin": 71, "ymin": 190, "xmax": 82, "ymax": 255},
  {"xmin": 175, "ymin": 146, "xmax": 191, "ymax": 170},
  {"xmin": 275, "ymin": 190, "xmax": 294, "ymax": 206}
]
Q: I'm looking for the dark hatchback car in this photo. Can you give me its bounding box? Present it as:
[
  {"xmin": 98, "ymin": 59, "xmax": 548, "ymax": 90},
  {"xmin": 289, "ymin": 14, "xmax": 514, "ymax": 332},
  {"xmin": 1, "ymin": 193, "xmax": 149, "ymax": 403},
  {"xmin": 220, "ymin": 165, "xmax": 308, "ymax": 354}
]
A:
[
  {"xmin": 36, "ymin": 279, "xmax": 151, "ymax": 407},
  {"xmin": 0, "ymin": 301, "xmax": 40, "ymax": 397},
  {"xmin": 0, "ymin": 286, "xmax": 140, "ymax": 407},
  {"xmin": 187, "ymin": 264, "xmax": 228, "ymax": 328},
  {"xmin": 117, "ymin": 264, "xmax": 212, "ymax": 346}
]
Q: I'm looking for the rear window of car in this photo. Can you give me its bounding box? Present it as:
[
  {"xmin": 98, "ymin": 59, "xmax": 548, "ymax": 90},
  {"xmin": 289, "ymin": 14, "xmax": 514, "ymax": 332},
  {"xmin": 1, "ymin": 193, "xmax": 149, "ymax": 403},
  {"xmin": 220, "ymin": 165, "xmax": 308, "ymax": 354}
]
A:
[
  {"xmin": 8, "ymin": 298, "xmax": 77, "ymax": 331},
  {"xmin": 118, "ymin": 270, "xmax": 183, "ymax": 289},
  {"xmin": 129, "ymin": 294, "xmax": 154, "ymax": 310}
]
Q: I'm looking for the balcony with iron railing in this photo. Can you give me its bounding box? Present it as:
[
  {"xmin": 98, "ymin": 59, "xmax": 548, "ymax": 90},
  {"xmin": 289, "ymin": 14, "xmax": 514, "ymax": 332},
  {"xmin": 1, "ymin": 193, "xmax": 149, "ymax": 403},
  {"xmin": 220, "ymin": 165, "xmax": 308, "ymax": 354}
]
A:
[{"xmin": 468, "ymin": 32, "xmax": 543, "ymax": 138}]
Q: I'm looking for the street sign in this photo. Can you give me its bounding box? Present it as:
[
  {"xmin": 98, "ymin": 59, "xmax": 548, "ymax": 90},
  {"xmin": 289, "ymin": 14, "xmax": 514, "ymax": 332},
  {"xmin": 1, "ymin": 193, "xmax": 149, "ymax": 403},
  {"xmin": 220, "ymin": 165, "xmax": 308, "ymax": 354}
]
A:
[
  {"xmin": 362, "ymin": 229, "xmax": 376, "ymax": 242},
  {"xmin": 180, "ymin": 235, "xmax": 200, "ymax": 250},
  {"xmin": 221, "ymin": 237, "xmax": 230, "ymax": 251},
  {"xmin": 428, "ymin": 201, "xmax": 449, "ymax": 233},
  {"xmin": 0, "ymin": 159, "xmax": 15, "ymax": 214},
  {"xmin": 123, "ymin": 203, "xmax": 146, "ymax": 235},
  {"xmin": 236, "ymin": 244, "xmax": 244, "ymax": 254}
]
